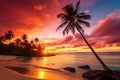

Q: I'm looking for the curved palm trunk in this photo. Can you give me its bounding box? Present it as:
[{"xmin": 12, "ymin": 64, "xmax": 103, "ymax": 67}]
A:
[{"xmin": 79, "ymin": 31, "xmax": 111, "ymax": 71}]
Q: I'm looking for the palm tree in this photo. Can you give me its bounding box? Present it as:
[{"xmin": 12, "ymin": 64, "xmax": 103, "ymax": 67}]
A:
[
  {"xmin": 30, "ymin": 40, "xmax": 34, "ymax": 45},
  {"xmin": 4, "ymin": 30, "xmax": 14, "ymax": 44},
  {"xmin": 56, "ymin": 0, "xmax": 111, "ymax": 71},
  {"xmin": 22, "ymin": 34, "xmax": 27, "ymax": 41},
  {"xmin": 15, "ymin": 38, "xmax": 21, "ymax": 46},
  {"xmin": 0, "ymin": 36, "xmax": 5, "ymax": 44},
  {"xmin": 34, "ymin": 38, "xmax": 39, "ymax": 44}
]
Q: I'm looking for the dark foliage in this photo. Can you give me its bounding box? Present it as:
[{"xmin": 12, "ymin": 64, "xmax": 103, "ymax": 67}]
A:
[{"xmin": 0, "ymin": 31, "xmax": 43, "ymax": 57}]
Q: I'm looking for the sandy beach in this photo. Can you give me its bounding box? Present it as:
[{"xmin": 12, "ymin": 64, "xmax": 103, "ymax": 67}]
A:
[
  {"xmin": 0, "ymin": 56, "xmax": 85, "ymax": 80},
  {"xmin": 0, "ymin": 66, "xmax": 41, "ymax": 80},
  {"xmin": 0, "ymin": 56, "xmax": 40, "ymax": 80}
]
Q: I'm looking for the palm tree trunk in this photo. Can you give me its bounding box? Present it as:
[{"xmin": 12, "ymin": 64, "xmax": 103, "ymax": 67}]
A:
[{"xmin": 79, "ymin": 31, "xmax": 111, "ymax": 71}]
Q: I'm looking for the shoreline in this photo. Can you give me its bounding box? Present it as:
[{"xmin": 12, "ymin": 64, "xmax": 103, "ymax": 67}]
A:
[
  {"xmin": 0, "ymin": 56, "xmax": 85, "ymax": 80},
  {"xmin": 1, "ymin": 55, "xmax": 119, "ymax": 80},
  {"xmin": 0, "ymin": 66, "xmax": 41, "ymax": 80}
]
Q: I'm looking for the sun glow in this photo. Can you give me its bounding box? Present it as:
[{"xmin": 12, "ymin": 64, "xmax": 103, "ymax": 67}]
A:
[
  {"xmin": 43, "ymin": 50, "xmax": 48, "ymax": 54},
  {"xmin": 38, "ymin": 70, "xmax": 45, "ymax": 79}
]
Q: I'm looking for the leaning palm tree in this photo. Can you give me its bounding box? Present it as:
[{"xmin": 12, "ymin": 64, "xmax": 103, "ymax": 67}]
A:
[
  {"xmin": 56, "ymin": 1, "xmax": 111, "ymax": 71},
  {"xmin": 4, "ymin": 30, "xmax": 14, "ymax": 44}
]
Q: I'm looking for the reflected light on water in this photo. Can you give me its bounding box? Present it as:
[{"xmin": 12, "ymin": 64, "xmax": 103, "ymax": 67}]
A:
[
  {"xmin": 38, "ymin": 70, "xmax": 45, "ymax": 79},
  {"xmin": 43, "ymin": 57, "xmax": 47, "ymax": 62},
  {"xmin": 42, "ymin": 57, "xmax": 48, "ymax": 65},
  {"xmin": 33, "ymin": 69, "xmax": 69, "ymax": 80}
]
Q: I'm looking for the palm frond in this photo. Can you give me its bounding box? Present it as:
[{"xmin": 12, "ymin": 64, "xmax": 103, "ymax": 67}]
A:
[
  {"xmin": 57, "ymin": 13, "xmax": 66, "ymax": 18},
  {"xmin": 77, "ymin": 12, "xmax": 86, "ymax": 16},
  {"xmin": 75, "ymin": 0, "xmax": 80, "ymax": 14},
  {"xmin": 57, "ymin": 1, "xmax": 91, "ymax": 36},
  {"xmin": 63, "ymin": 23, "xmax": 70, "ymax": 35},
  {"xmin": 77, "ymin": 19, "xmax": 90, "ymax": 27},
  {"xmin": 62, "ymin": 4, "xmax": 74, "ymax": 15},
  {"xmin": 75, "ymin": 22, "xmax": 84, "ymax": 34},
  {"xmin": 77, "ymin": 14, "xmax": 91, "ymax": 20},
  {"xmin": 69, "ymin": 22, "xmax": 75, "ymax": 35},
  {"xmin": 56, "ymin": 21, "xmax": 68, "ymax": 31}
]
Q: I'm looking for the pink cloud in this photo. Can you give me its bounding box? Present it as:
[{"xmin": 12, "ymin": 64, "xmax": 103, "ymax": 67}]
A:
[
  {"xmin": 44, "ymin": 35, "xmax": 73, "ymax": 46},
  {"xmin": 92, "ymin": 10, "xmax": 120, "ymax": 47}
]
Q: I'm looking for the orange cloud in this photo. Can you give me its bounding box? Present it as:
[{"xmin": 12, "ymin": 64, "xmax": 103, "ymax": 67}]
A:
[
  {"xmin": 45, "ymin": 14, "xmax": 51, "ymax": 18},
  {"xmin": 34, "ymin": 5, "xmax": 46, "ymax": 11}
]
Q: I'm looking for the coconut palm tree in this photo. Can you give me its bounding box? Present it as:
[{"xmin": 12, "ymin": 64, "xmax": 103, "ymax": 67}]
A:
[
  {"xmin": 34, "ymin": 38, "xmax": 39, "ymax": 44},
  {"xmin": 4, "ymin": 30, "xmax": 14, "ymax": 44},
  {"xmin": 56, "ymin": 0, "xmax": 111, "ymax": 71},
  {"xmin": 21, "ymin": 34, "xmax": 28, "ymax": 47},
  {"xmin": 15, "ymin": 38, "xmax": 21, "ymax": 46},
  {"xmin": 0, "ymin": 36, "xmax": 5, "ymax": 44},
  {"xmin": 22, "ymin": 34, "xmax": 27, "ymax": 41}
]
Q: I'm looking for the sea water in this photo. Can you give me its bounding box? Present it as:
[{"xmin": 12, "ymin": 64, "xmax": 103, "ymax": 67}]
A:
[
  {"xmin": 24, "ymin": 52, "xmax": 120, "ymax": 70},
  {"xmin": 1, "ymin": 52, "xmax": 120, "ymax": 79}
]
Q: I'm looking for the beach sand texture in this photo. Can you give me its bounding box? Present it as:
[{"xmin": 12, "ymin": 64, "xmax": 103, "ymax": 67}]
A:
[{"xmin": 0, "ymin": 56, "xmax": 85, "ymax": 80}]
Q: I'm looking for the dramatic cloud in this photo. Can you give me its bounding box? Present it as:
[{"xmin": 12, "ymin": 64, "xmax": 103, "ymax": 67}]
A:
[
  {"xmin": 1, "ymin": 0, "xmax": 119, "ymax": 52},
  {"xmin": 0, "ymin": 0, "xmax": 61, "ymax": 37},
  {"xmin": 50, "ymin": 10, "xmax": 120, "ymax": 50},
  {"xmin": 44, "ymin": 35, "xmax": 73, "ymax": 46},
  {"xmin": 92, "ymin": 10, "xmax": 120, "ymax": 47},
  {"xmin": 0, "ymin": 0, "xmax": 96, "ymax": 38}
]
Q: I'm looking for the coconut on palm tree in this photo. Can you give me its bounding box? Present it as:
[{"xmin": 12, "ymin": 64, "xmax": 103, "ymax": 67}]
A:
[{"xmin": 56, "ymin": 0, "xmax": 111, "ymax": 71}]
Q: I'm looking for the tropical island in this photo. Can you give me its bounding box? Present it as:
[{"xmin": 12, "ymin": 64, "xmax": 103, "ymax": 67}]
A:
[
  {"xmin": 0, "ymin": 30, "xmax": 43, "ymax": 56},
  {"xmin": 0, "ymin": 30, "xmax": 55, "ymax": 57}
]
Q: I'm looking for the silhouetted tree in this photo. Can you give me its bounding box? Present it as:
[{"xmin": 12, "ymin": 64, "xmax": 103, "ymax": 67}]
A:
[
  {"xmin": 57, "ymin": 0, "xmax": 111, "ymax": 71},
  {"xmin": 4, "ymin": 30, "xmax": 14, "ymax": 44},
  {"xmin": 0, "ymin": 36, "xmax": 5, "ymax": 44},
  {"xmin": 30, "ymin": 40, "xmax": 34, "ymax": 45},
  {"xmin": 21, "ymin": 34, "xmax": 28, "ymax": 47},
  {"xmin": 34, "ymin": 38, "xmax": 39, "ymax": 43},
  {"xmin": 15, "ymin": 38, "xmax": 21, "ymax": 46},
  {"xmin": 0, "ymin": 31, "xmax": 43, "ymax": 57},
  {"xmin": 22, "ymin": 34, "xmax": 27, "ymax": 41}
]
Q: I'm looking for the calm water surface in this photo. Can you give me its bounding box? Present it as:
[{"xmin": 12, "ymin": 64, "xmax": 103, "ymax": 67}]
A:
[
  {"xmin": 19, "ymin": 52, "xmax": 120, "ymax": 79},
  {"xmin": 23, "ymin": 52, "xmax": 120, "ymax": 70},
  {"xmin": 1, "ymin": 52, "xmax": 120, "ymax": 80}
]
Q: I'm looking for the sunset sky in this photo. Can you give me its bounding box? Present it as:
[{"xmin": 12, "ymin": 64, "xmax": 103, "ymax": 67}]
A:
[{"xmin": 0, "ymin": 0, "xmax": 120, "ymax": 52}]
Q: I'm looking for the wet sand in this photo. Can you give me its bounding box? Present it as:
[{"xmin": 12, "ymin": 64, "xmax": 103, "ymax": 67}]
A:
[{"xmin": 0, "ymin": 56, "xmax": 85, "ymax": 80}]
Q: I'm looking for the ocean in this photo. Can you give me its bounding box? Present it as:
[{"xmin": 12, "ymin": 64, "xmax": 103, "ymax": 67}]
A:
[
  {"xmin": 24, "ymin": 52, "xmax": 120, "ymax": 70},
  {"xmin": 0, "ymin": 52, "xmax": 120, "ymax": 80}
]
